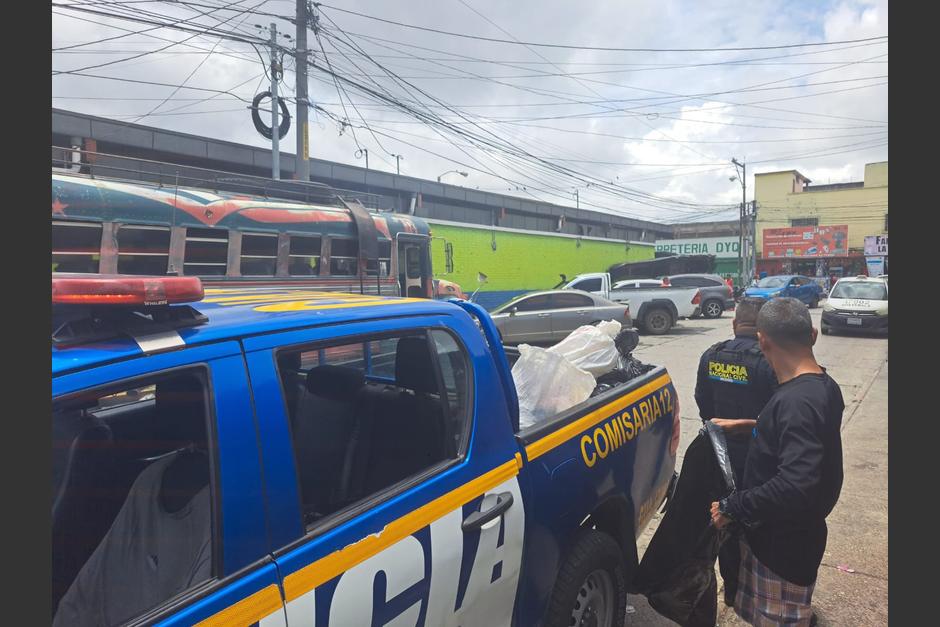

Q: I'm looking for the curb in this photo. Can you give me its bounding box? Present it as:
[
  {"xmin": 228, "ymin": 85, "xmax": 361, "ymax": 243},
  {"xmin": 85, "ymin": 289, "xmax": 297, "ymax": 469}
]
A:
[{"xmin": 840, "ymin": 357, "xmax": 887, "ymax": 433}]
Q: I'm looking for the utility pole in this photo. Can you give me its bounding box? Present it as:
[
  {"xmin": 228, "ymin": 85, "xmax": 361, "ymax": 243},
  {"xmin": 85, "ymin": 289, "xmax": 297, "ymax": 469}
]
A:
[
  {"xmin": 293, "ymin": 1, "xmax": 311, "ymax": 181},
  {"xmin": 732, "ymin": 158, "xmax": 746, "ymax": 286},
  {"xmin": 391, "ymin": 153, "xmax": 403, "ymax": 175},
  {"xmin": 356, "ymin": 147, "xmax": 369, "ymax": 170},
  {"xmin": 751, "ymin": 201, "xmax": 758, "ymax": 282},
  {"xmin": 269, "ymin": 22, "xmax": 280, "ymax": 180},
  {"xmin": 575, "ymin": 189, "xmax": 580, "ymax": 208}
]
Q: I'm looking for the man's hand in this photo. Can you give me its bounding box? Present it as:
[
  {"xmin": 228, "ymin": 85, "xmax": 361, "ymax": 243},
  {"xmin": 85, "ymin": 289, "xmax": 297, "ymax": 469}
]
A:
[
  {"xmin": 711, "ymin": 501, "xmax": 731, "ymax": 529},
  {"xmin": 710, "ymin": 418, "xmax": 757, "ymax": 435}
]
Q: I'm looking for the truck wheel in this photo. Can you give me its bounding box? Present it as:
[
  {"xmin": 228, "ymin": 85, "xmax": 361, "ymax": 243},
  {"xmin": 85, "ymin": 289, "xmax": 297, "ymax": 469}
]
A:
[
  {"xmin": 702, "ymin": 299, "xmax": 724, "ymax": 319},
  {"xmin": 544, "ymin": 530, "xmax": 627, "ymax": 627},
  {"xmin": 642, "ymin": 309, "xmax": 672, "ymax": 335}
]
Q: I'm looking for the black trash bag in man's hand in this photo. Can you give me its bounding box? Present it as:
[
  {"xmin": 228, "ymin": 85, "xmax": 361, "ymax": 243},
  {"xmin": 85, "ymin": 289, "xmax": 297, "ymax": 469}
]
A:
[{"xmin": 632, "ymin": 428, "xmax": 735, "ymax": 627}]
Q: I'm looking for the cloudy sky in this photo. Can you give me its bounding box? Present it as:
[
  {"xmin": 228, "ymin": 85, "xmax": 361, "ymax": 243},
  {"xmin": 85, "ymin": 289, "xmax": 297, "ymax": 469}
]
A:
[{"xmin": 52, "ymin": 0, "xmax": 888, "ymax": 224}]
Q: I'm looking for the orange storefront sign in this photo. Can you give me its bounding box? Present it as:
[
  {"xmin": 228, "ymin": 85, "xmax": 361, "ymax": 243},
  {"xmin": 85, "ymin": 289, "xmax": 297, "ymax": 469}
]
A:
[{"xmin": 762, "ymin": 225, "xmax": 848, "ymax": 258}]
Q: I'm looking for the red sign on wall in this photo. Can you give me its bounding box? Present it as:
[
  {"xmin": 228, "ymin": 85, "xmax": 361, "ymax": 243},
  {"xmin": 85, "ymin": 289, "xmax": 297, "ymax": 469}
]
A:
[{"xmin": 762, "ymin": 225, "xmax": 849, "ymax": 258}]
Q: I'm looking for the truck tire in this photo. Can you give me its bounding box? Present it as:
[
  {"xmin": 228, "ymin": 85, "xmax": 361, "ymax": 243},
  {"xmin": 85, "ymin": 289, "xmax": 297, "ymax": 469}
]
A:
[
  {"xmin": 702, "ymin": 299, "xmax": 724, "ymax": 319},
  {"xmin": 544, "ymin": 529, "xmax": 627, "ymax": 627},
  {"xmin": 642, "ymin": 308, "xmax": 672, "ymax": 335}
]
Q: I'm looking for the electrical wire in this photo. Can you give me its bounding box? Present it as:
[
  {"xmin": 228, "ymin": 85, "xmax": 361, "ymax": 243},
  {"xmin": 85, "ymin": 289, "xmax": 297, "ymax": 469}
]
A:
[{"xmin": 316, "ymin": 4, "xmax": 887, "ymax": 53}]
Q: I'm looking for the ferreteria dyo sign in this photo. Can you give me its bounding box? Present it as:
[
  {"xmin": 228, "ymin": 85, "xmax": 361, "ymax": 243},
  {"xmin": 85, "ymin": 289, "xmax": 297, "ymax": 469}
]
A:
[{"xmin": 654, "ymin": 236, "xmax": 740, "ymax": 258}]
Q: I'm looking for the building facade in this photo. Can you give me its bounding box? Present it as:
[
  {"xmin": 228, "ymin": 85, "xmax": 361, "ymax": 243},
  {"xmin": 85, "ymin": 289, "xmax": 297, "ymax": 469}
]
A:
[
  {"xmin": 655, "ymin": 220, "xmax": 741, "ymax": 278},
  {"xmin": 754, "ymin": 162, "xmax": 888, "ymax": 281},
  {"xmin": 429, "ymin": 220, "xmax": 652, "ymax": 310}
]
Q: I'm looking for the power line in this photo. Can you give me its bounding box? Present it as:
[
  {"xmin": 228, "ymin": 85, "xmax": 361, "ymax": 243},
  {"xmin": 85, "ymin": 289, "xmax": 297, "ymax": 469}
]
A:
[{"xmin": 316, "ymin": 5, "xmax": 887, "ymax": 53}]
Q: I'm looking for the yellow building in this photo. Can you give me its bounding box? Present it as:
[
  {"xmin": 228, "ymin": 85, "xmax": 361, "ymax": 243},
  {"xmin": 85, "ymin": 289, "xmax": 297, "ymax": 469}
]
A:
[{"xmin": 754, "ymin": 161, "xmax": 888, "ymax": 279}]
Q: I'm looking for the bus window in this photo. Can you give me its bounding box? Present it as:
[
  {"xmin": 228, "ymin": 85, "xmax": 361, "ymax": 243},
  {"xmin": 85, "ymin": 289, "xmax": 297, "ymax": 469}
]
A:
[
  {"xmin": 117, "ymin": 225, "xmax": 170, "ymax": 275},
  {"xmin": 330, "ymin": 238, "xmax": 358, "ymax": 276},
  {"xmin": 240, "ymin": 232, "xmax": 278, "ymax": 276},
  {"xmin": 366, "ymin": 240, "xmax": 392, "ymax": 277},
  {"xmin": 53, "ymin": 221, "xmax": 102, "ymax": 274},
  {"xmin": 288, "ymin": 235, "xmax": 321, "ymax": 276},
  {"xmin": 406, "ymin": 246, "xmax": 422, "ymax": 279},
  {"xmin": 184, "ymin": 228, "xmax": 228, "ymax": 276}
]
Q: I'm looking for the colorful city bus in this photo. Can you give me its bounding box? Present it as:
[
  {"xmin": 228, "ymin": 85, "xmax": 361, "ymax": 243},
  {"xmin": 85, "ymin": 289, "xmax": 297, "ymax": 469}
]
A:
[{"xmin": 51, "ymin": 172, "xmax": 437, "ymax": 298}]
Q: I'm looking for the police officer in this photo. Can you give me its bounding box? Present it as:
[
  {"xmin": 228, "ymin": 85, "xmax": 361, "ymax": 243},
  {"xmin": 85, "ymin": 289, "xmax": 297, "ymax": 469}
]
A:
[{"xmin": 694, "ymin": 296, "xmax": 777, "ymax": 607}]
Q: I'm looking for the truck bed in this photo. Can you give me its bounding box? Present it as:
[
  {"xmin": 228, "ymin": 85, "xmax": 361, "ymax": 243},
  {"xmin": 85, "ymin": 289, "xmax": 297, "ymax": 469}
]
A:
[{"xmin": 502, "ymin": 344, "xmax": 678, "ymax": 621}]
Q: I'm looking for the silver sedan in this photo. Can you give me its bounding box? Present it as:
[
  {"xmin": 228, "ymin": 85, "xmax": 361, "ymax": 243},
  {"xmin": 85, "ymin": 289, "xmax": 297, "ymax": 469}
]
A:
[{"xmin": 489, "ymin": 289, "xmax": 631, "ymax": 344}]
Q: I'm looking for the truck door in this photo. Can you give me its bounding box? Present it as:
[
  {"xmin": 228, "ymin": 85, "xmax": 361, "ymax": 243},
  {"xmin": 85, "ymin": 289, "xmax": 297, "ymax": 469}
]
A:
[
  {"xmin": 52, "ymin": 342, "xmax": 286, "ymax": 627},
  {"xmin": 242, "ymin": 315, "xmax": 526, "ymax": 626}
]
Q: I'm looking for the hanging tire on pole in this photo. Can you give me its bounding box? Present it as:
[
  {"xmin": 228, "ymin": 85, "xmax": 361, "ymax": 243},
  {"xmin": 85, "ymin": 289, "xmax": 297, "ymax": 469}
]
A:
[{"xmin": 251, "ymin": 91, "xmax": 291, "ymax": 140}]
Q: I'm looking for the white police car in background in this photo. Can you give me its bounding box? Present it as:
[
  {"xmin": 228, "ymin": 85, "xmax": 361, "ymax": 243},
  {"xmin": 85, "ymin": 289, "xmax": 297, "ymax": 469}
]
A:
[{"xmin": 821, "ymin": 275, "xmax": 888, "ymax": 335}]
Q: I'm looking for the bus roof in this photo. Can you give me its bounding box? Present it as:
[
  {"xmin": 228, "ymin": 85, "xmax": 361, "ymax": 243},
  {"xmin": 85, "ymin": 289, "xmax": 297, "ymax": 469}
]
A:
[
  {"xmin": 52, "ymin": 288, "xmax": 459, "ymax": 376},
  {"xmin": 52, "ymin": 172, "xmax": 430, "ymax": 240}
]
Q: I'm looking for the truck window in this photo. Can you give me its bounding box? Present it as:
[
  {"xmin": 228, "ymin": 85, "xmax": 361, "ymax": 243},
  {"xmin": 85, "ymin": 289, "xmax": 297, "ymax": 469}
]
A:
[
  {"xmin": 277, "ymin": 330, "xmax": 471, "ymax": 528},
  {"xmin": 52, "ymin": 369, "xmax": 217, "ymax": 626},
  {"xmin": 572, "ymin": 278, "xmax": 602, "ymax": 292}
]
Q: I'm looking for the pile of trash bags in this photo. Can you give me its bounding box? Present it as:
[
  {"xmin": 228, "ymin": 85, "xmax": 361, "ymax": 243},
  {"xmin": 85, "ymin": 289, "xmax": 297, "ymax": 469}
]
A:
[{"xmin": 513, "ymin": 320, "xmax": 654, "ymax": 429}]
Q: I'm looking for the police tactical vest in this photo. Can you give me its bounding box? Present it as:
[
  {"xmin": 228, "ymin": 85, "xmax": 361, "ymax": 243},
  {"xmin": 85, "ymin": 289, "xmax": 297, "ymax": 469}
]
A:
[{"xmin": 705, "ymin": 338, "xmax": 767, "ymax": 422}]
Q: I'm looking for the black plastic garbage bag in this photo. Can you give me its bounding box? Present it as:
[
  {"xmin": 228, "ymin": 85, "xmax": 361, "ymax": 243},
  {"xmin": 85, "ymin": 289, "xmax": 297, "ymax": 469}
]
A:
[
  {"xmin": 591, "ymin": 329, "xmax": 654, "ymax": 395},
  {"xmin": 704, "ymin": 419, "xmax": 737, "ymax": 495},
  {"xmin": 633, "ymin": 428, "xmax": 735, "ymax": 627},
  {"xmin": 614, "ymin": 328, "xmax": 640, "ymax": 355}
]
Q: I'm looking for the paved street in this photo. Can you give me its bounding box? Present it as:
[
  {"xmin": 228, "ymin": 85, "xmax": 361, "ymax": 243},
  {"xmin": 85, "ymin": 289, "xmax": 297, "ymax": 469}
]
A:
[{"xmin": 623, "ymin": 306, "xmax": 889, "ymax": 625}]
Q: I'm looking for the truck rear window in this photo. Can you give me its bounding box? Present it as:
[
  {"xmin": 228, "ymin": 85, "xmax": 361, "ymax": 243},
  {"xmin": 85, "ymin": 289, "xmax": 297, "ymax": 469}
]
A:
[{"xmin": 52, "ymin": 369, "xmax": 217, "ymax": 625}]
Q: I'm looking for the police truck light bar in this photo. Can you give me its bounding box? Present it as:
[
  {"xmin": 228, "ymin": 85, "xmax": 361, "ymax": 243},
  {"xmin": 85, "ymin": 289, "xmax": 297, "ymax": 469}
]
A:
[{"xmin": 52, "ymin": 275, "xmax": 205, "ymax": 306}]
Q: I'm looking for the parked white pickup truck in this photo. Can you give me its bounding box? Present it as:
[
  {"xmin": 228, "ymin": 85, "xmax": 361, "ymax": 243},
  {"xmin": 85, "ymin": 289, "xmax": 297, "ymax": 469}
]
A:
[{"xmin": 563, "ymin": 272, "xmax": 701, "ymax": 335}]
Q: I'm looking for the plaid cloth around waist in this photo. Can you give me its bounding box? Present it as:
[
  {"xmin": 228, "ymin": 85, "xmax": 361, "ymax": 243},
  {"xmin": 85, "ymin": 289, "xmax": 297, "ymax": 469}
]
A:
[{"xmin": 734, "ymin": 538, "xmax": 815, "ymax": 626}]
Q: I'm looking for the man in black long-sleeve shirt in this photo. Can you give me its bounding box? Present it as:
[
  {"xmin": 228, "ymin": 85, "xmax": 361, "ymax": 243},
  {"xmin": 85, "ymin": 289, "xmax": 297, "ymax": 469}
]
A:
[{"xmin": 710, "ymin": 297, "xmax": 844, "ymax": 627}]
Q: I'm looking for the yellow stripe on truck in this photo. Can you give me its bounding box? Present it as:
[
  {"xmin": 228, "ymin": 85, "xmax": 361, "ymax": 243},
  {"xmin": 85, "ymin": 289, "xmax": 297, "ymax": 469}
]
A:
[
  {"xmin": 194, "ymin": 584, "xmax": 283, "ymax": 627},
  {"xmin": 281, "ymin": 457, "xmax": 520, "ymax": 602},
  {"xmin": 524, "ymin": 373, "xmax": 672, "ymax": 461}
]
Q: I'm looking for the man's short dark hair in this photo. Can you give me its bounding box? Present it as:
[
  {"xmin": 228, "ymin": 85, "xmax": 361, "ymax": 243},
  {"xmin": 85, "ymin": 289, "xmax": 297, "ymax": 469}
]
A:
[
  {"xmin": 735, "ymin": 297, "xmax": 767, "ymax": 326},
  {"xmin": 757, "ymin": 297, "xmax": 814, "ymax": 347}
]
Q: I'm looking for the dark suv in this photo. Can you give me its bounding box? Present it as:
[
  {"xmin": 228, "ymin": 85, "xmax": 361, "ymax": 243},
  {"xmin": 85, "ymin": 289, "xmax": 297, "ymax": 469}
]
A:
[{"xmin": 665, "ymin": 273, "xmax": 735, "ymax": 319}]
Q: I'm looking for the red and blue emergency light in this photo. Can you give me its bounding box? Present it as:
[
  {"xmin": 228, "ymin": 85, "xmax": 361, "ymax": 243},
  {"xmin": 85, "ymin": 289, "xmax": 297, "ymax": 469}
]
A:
[{"xmin": 52, "ymin": 275, "xmax": 204, "ymax": 306}]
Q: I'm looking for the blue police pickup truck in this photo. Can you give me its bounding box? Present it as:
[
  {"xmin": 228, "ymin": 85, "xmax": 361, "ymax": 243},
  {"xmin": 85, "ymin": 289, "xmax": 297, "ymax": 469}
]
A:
[{"xmin": 52, "ymin": 275, "xmax": 679, "ymax": 627}]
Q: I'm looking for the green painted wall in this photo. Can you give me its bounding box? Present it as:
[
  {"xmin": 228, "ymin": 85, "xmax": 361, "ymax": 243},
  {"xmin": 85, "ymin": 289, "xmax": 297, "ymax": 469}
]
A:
[{"xmin": 429, "ymin": 222, "xmax": 654, "ymax": 292}]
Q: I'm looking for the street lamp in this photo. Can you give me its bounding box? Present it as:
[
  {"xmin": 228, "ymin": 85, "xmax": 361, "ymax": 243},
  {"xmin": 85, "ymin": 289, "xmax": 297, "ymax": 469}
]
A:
[{"xmin": 437, "ymin": 170, "xmax": 469, "ymax": 183}]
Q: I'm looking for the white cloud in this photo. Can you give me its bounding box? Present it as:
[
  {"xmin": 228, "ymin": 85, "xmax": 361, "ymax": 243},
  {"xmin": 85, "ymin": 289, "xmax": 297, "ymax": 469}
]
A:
[{"xmin": 52, "ymin": 0, "xmax": 888, "ymax": 223}]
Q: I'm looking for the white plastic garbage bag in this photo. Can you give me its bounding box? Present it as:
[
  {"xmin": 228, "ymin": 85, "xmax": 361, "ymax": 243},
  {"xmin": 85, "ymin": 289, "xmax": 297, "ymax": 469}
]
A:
[
  {"xmin": 513, "ymin": 344, "xmax": 596, "ymax": 429},
  {"xmin": 596, "ymin": 319, "xmax": 622, "ymax": 339},
  {"xmin": 548, "ymin": 321, "xmax": 622, "ymax": 376}
]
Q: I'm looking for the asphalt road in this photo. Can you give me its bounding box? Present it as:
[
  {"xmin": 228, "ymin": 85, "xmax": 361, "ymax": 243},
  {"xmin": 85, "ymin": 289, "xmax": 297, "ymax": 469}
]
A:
[{"xmin": 621, "ymin": 306, "xmax": 889, "ymax": 625}]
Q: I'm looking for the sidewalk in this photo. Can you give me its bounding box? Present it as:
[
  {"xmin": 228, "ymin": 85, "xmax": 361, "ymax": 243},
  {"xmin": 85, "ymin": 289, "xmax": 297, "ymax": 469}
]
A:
[{"xmin": 716, "ymin": 358, "xmax": 889, "ymax": 626}]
